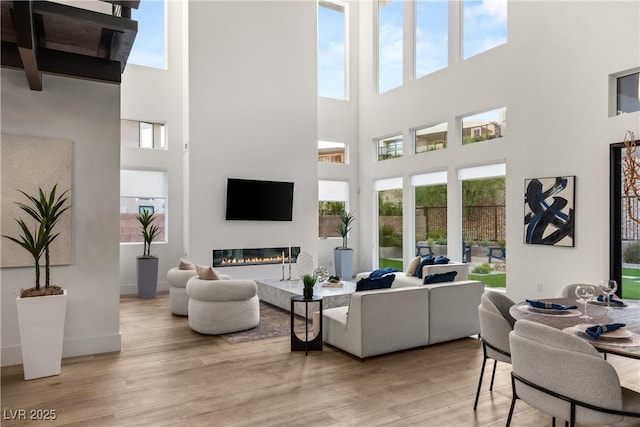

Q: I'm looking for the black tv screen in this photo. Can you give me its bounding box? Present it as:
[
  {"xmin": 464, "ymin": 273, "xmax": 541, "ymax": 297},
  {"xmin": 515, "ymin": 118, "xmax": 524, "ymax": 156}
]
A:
[{"xmin": 226, "ymin": 178, "xmax": 294, "ymax": 221}]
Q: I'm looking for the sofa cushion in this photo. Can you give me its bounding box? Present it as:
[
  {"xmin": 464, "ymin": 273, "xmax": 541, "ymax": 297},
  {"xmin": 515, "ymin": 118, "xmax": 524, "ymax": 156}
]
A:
[
  {"xmin": 423, "ymin": 271, "xmax": 457, "ymax": 284},
  {"xmin": 196, "ymin": 265, "xmax": 220, "ymax": 280},
  {"xmin": 434, "ymin": 255, "xmax": 450, "ymax": 265},
  {"xmin": 406, "ymin": 256, "xmax": 421, "ymax": 277},
  {"xmin": 368, "ymin": 267, "xmax": 400, "ymax": 279},
  {"xmin": 356, "ymin": 274, "xmax": 395, "ymax": 292},
  {"xmin": 415, "ymin": 256, "xmax": 435, "ymax": 278},
  {"xmin": 179, "ymin": 258, "xmax": 196, "ymax": 270}
]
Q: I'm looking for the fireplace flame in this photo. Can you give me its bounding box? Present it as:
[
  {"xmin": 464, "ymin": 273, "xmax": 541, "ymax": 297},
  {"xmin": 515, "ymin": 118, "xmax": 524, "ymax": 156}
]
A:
[{"xmin": 220, "ymin": 255, "xmax": 289, "ymax": 266}]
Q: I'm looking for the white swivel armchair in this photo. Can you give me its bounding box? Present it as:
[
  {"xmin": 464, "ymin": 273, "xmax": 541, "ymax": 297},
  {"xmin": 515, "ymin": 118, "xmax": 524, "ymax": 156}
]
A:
[
  {"xmin": 167, "ymin": 267, "xmax": 198, "ymax": 316},
  {"xmin": 186, "ymin": 277, "xmax": 260, "ymax": 335},
  {"xmin": 507, "ymin": 319, "xmax": 640, "ymax": 426},
  {"xmin": 474, "ymin": 291, "xmax": 516, "ymax": 410}
]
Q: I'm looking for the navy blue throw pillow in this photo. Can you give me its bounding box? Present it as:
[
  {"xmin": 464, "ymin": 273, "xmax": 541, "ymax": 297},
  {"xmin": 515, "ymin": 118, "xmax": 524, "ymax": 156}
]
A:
[
  {"xmin": 423, "ymin": 271, "xmax": 457, "ymax": 284},
  {"xmin": 356, "ymin": 274, "xmax": 395, "ymax": 292},
  {"xmin": 368, "ymin": 267, "xmax": 400, "ymax": 279},
  {"xmin": 434, "ymin": 255, "xmax": 450, "ymax": 265},
  {"xmin": 415, "ymin": 256, "xmax": 435, "ymax": 278}
]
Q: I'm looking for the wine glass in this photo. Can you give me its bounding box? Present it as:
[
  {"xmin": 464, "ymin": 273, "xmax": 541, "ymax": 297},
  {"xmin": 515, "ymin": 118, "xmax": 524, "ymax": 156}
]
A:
[
  {"xmin": 605, "ymin": 280, "xmax": 618, "ymax": 310},
  {"xmin": 575, "ymin": 285, "xmax": 595, "ymax": 320}
]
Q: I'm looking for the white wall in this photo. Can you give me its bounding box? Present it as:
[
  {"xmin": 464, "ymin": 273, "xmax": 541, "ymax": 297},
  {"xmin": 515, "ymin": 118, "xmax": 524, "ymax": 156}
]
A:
[
  {"xmin": 119, "ymin": 0, "xmax": 187, "ymax": 294},
  {"xmin": 356, "ymin": 1, "xmax": 639, "ymax": 301},
  {"xmin": 186, "ymin": 1, "xmax": 319, "ymax": 277},
  {"xmin": 1, "ymin": 69, "xmax": 122, "ymax": 365}
]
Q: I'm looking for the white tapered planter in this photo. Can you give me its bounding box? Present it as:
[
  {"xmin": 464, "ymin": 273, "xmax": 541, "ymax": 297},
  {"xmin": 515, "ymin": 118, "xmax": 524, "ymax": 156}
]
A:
[{"xmin": 16, "ymin": 289, "xmax": 67, "ymax": 380}]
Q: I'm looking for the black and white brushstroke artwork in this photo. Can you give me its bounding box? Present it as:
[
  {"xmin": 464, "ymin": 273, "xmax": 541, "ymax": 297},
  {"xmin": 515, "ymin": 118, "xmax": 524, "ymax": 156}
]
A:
[{"xmin": 524, "ymin": 176, "xmax": 575, "ymax": 247}]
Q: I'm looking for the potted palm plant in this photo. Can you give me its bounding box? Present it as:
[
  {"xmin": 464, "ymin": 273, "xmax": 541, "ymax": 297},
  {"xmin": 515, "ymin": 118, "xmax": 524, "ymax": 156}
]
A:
[
  {"xmin": 136, "ymin": 209, "xmax": 160, "ymax": 298},
  {"xmin": 334, "ymin": 210, "xmax": 355, "ymax": 280},
  {"xmin": 2, "ymin": 184, "xmax": 71, "ymax": 380}
]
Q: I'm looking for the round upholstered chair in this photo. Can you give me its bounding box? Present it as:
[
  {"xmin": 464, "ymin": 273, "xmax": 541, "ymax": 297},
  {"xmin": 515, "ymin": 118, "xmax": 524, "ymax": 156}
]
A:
[
  {"xmin": 167, "ymin": 267, "xmax": 198, "ymax": 316},
  {"xmin": 186, "ymin": 277, "xmax": 260, "ymax": 335}
]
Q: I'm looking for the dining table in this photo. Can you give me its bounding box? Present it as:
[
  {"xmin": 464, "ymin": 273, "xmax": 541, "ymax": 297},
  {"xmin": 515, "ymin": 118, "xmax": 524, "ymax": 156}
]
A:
[{"xmin": 510, "ymin": 297, "xmax": 640, "ymax": 360}]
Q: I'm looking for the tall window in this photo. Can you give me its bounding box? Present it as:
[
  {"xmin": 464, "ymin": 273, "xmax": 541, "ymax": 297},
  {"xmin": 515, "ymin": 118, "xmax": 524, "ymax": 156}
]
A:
[
  {"xmin": 319, "ymin": 180, "xmax": 349, "ymax": 238},
  {"xmin": 378, "ymin": 0, "xmax": 403, "ymax": 93},
  {"xmin": 617, "ymin": 72, "xmax": 640, "ymax": 115},
  {"xmin": 415, "ymin": 0, "xmax": 448, "ymax": 78},
  {"xmin": 459, "ymin": 163, "xmax": 506, "ymax": 288},
  {"xmin": 120, "ymin": 170, "xmax": 167, "ymax": 243},
  {"xmin": 462, "ymin": 107, "xmax": 506, "ymax": 145},
  {"xmin": 377, "ymin": 134, "xmax": 403, "ymax": 161},
  {"xmin": 412, "ymin": 172, "xmax": 448, "ymax": 258},
  {"xmin": 121, "ymin": 119, "xmax": 166, "ymax": 149},
  {"xmin": 318, "ymin": 1, "xmax": 347, "ymax": 99},
  {"xmin": 415, "ymin": 122, "xmax": 447, "ymax": 153},
  {"xmin": 129, "ymin": 0, "xmax": 166, "ymax": 69},
  {"xmin": 463, "ymin": 0, "xmax": 507, "ymax": 60},
  {"xmin": 610, "ymin": 141, "xmax": 640, "ymax": 299},
  {"xmin": 318, "ymin": 141, "xmax": 347, "ymax": 164},
  {"xmin": 376, "ymin": 177, "xmax": 403, "ymax": 269}
]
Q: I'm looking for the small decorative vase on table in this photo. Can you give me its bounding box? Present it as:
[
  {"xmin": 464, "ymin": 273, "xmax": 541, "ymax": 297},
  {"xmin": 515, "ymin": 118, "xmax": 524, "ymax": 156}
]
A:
[{"xmin": 302, "ymin": 274, "xmax": 316, "ymax": 299}]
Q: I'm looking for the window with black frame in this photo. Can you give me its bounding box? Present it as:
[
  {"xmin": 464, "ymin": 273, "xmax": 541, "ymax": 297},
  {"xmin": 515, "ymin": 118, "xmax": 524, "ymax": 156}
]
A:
[{"xmin": 610, "ymin": 133, "xmax": 640, "ymax": 300}]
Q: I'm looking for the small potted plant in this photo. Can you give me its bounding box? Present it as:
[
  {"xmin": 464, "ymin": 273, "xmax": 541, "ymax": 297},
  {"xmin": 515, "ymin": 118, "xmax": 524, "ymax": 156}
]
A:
[
  {"xmin": 2, "ymin": 184, "xmax": 70, "ymax": 380},
  {"xmin": 301, "ymin": 274, "xmax": 316, "ymax": 299},
  {"xmin": 136, "ymin": 209, "xmax": 160, "ymax": 299},
  {"xmin": 334, "ymin": 210, "xmax": 355, "ymax": 280}
]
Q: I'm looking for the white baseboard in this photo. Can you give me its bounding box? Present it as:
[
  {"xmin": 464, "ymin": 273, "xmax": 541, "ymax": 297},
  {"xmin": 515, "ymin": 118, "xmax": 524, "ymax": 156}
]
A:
[
  {"xmin": 120, "ymin": 281, "xmax": 169, "ymax": 296},
  {"xmin": 1, "ymin": 332, "xmax": 122, "ymax": 367}
]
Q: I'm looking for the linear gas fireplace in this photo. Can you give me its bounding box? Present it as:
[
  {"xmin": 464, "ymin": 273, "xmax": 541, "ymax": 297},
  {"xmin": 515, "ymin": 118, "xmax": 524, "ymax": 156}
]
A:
[{"xmin": 213, "ymin": 246, "xmax": 301, "ymax": 267}]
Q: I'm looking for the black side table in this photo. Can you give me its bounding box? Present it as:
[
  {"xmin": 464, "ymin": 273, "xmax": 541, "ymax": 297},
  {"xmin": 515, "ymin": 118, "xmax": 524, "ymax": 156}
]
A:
[{"xmin": 290, "ymin": 295, "xmax": 323, "ymax": 355}]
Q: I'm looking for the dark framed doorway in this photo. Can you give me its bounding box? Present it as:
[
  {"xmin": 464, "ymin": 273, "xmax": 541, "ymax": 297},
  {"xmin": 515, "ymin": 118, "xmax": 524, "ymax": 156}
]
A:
[{"xmin": 610, "ymin": 139, "xmax": 640, "ymax": 299}]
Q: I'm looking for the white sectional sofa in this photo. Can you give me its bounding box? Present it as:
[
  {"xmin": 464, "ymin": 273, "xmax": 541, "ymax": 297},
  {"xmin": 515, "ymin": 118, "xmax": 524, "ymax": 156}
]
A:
[
  {"xmin": 322, "ymin": 279, "xmax": 484, "ymax": 359},
  {"xmin": 355, "ymin": 262, "xmax": 468, "ymax": 287}
]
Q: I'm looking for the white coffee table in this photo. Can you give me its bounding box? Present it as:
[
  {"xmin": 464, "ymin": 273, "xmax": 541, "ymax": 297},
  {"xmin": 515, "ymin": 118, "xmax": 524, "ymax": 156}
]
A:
[{"xmin": 256, "ymin": 278, "xmax": 356, "ymax": 316}]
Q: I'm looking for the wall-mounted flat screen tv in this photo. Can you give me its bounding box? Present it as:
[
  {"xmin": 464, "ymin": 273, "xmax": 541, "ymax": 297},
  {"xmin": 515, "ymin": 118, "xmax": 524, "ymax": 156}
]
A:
[{"xmin": 225, "ymin": 178, "xmax": 294, "ymax": 221}]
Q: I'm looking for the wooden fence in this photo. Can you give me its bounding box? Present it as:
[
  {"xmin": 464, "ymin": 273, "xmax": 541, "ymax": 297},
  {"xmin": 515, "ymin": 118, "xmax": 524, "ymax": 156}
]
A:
[{"xmin": 415, "ymin": 205, "xmax": 506, "ymax": 243}]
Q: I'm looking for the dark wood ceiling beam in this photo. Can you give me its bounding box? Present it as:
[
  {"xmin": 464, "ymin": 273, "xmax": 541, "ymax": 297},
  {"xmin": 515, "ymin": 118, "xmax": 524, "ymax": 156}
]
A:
[
  {"xmin": 1, "ymin": 41, "xmax": 23, "ymax": 69},
  {"xmin": 1, "ymin": 41, "xmax": 121, "ymax": 85},
  {"xmin": 38, "ymin": 47, "xmax": 121, "ymax": 84},
  {"xmin": 12, "ymin": 1, "xmax": 42, "ymax": 91},
  {"xmin": 31, "ymin": 1, "xmax": 137, "ymax": 71}
]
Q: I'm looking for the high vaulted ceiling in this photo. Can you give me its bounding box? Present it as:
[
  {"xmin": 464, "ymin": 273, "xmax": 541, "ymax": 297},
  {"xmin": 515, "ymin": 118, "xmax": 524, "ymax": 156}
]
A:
[{"xmin": 1, "ymin": 0, "xmax": 139, "ymax": 90}]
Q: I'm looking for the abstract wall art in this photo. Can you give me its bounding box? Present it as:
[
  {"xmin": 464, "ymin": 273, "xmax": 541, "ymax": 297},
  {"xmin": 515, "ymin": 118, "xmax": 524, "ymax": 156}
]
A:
[
  {"xmin": 523, "ymin": 176, "xmax": 575, "ymax": 247},
  {"xmin": 1, "ymin": 134, "xmax": 73, "ymax": 267}
]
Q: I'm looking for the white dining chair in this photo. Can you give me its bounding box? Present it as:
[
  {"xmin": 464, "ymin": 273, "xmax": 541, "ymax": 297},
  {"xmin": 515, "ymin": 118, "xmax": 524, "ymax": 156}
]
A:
[
  {"xmin": 507, "ymin": 319, "xmax": 640, "ymax": 426},
  {"xmin": 557, "ymin": 283, "xmax": 593, "ymax": 298},
  {"xmin": 473, "ymin": 291, "xmax": 516, "ymax": 410}
]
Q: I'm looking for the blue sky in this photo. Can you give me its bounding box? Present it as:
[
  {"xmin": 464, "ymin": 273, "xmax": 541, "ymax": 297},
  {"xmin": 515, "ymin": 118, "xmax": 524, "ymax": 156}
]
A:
[
  {"xmin": 318, "ymin": 4, "xmax": 346, "ymax": 99},
  {"xmin": 129, "ymin": 0, "xmax": 166, "ymax": 69},
  {"xmin": 377, "ymin": 0, "xmax": 507, "ymax": 93},
  {"xmin": 130, "ymin": 1, "xmax": 506, "ymax": 92},
  {"xmin": 462, "ymin": 0, "xmax": 507, "ymax": 59}
]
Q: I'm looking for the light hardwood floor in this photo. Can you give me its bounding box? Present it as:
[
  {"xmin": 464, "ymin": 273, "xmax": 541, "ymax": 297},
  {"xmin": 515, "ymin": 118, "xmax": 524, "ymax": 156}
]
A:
[{"xmin": 2, "ymin": 293, "xmax": 639, "ymax": 427}]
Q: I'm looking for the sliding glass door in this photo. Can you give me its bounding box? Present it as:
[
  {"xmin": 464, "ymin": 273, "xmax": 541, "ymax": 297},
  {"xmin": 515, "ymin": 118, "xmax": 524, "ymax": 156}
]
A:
[{"xmin": 611, "ymin": 140, "xmax": 640, "ymax": 299}]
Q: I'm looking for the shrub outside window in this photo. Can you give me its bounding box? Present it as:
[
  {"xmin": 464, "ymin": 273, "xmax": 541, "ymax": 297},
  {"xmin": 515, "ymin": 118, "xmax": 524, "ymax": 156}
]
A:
[
  {"xmin": 378, "ymin": 134, "xmax": 403, "ymax": 161},
  {"xmin": 319, "ymin": 180, "xmax": 349, "ymax": 238},
  {"xmin": 462, "ymin": 108, "xmax": 506, "ymax": 146},
  {"xmin": 415, "ymin": 123, "xmax": 447, "ymax": 153},
  {"xmin": 120, "ymin": 169, "xmax": 167, "ymax": 243}
]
